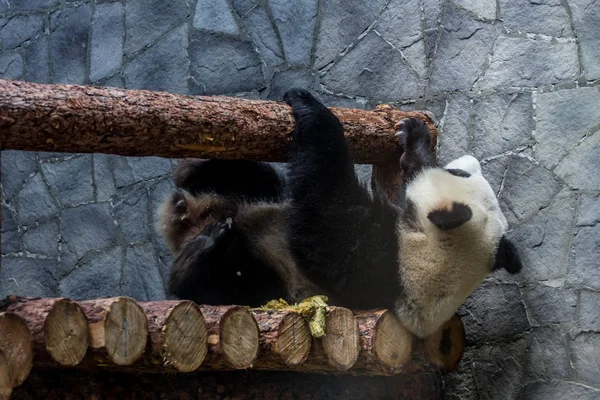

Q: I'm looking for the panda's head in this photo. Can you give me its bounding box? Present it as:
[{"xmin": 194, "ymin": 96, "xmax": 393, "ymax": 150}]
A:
[{"xmin": 396, "ymin": 155, "xmax": 522, "ymax": 337}]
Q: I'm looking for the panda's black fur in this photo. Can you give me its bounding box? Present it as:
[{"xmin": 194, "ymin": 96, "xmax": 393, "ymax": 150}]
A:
[{"xmin": 159, "ymin": 89, "xmax": 523, "ymax": 337}]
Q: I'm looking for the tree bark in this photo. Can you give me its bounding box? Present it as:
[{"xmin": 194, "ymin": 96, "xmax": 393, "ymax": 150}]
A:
[{"xmin": 0, "ymin": 79, "xmax": 437, "ymax": 163}]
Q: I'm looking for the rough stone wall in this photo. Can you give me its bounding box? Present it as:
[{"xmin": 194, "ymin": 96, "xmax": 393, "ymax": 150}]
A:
[{"xmin": 1, "ymin": 0, "xmax": 599, "ymax": 398}]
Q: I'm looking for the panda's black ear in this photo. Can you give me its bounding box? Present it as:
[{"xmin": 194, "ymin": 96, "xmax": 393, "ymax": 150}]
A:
[{"xmin": 493, "ymin": 236, "xmax": 523, "ymax": 274}]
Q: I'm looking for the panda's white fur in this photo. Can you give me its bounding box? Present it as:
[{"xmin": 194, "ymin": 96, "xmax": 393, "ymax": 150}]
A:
[{"xmin": 395, "ymin": 156, "xmax": 508, "ymax": 337}]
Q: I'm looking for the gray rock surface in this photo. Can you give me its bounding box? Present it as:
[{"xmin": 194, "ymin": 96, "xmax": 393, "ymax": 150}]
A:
[
  {"xmin": 22, "ymin": 219, "xmax": 59, "ymax": 258},
  {"xmin": 17, "ymin": 173, "xmax": 59, "ymax": 226},
  {"xmin": 1, "ymin": 0, "xmax": 599, "ymax": 397},
  {"xmin": 429, "ymin": 5, "xmax": 498, "ymax": 93},
  {"xmin": 554, "ymin": 131, "xmax": 600, "ymax": 190},
  {"xmin": 236, "ymin": 5, "xmax": 284, "ymax": 68},
  {"xmin": 1, "ymin": 150, "xmax": 38, "ymax": 201},
  {"xmin": 0, "ymin": 51, "xmax": 22, "ymax": 79},
  {"xmin": 59, "ymin": 247, "xmax": 123, "ymax": 300},
  {"xmin": 522, "ymin": 286, "xmax": 576, "ymax": 324},
  {"xmin": 124, "ymin": 0, "xmax": 191, "ymax": 56},
  {"xmin": 460, "ymin": 281, "xmax": 529, "ymax": 343},
  {"xmin": 322, "ymin": 32, "xmax": 424, "ymax": 100},
  {"xmin": 124, "ymin": 24, "xmax": 189, "ymax": 94},
  {"xmin": 509, "ymin": 189, "xmax": 577, "ymax": 281},
  {"xmin": 90, "ymin": 2, "xmax": 123, "ymax": 82},
  {"xmin": 569, "ymin": 0, "xmax": 600, "ymax": 80},
  {"xmin": 60, "ymin": 203, "xmax": 118, "ymax": 274},
  {"xmin": 189, "ymin": 31, "xmax": 264, "ymax": 95},
  {"xmin": 22, "ymin": 34, "xmax": 49, "ymax": 83},
  {"xmin": 477, "ymin": 36, "xmax": 578, "ymax": 89},
  {"xmin": 194, "ymin": 0, "xmax": 239, "ymax": 35},
  {"xmin": 49, "ymin": 4, "xmax": 91, "ymax": 84},
  {"xmin": 41, "ymin": 156, "xmax": 94, "ymax": 207},
  {"xmin": 314, "ymin": 0, "xmax": 386, "ymax": 69},
  {"xmin": 524, "ymin": 327, "xmax": 570, "ymax": 382},
  {"xmin": 577, "ymin": 192, "xmax": 600, "ymax": 226},
  {"xmin": 570, "ymin": 333, "xmax": 600, "ymax": 385},
  {"xmin": 0, "ymin": 257, "xmax": 58, "ymax": 297},
  {"xmin": 567, "ymin": 224, "xmax": 600, "ymax": 289},
  {"xmin": 269, "ymin": 0, "xmax": 317, "ymax": 67},
  {"xmin": 579, "ymin": 290, "xmax": 600, "ymax": 330},
  {"xmin": 0, "ymin": 14, "xmax": 45, "ymax": 49},
  {"xmin": 471, "ymin": 93, "xmax": 533, "ymax": 159},
  {"xmin": 533, "ymin": 87, "xmax": 600, "ymax": 170},
  {"xmin": 499, "ymin": 0, "xmax": 572, "ymax": 37}
]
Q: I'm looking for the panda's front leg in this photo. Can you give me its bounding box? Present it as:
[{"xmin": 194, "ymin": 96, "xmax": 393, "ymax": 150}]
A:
[
  {"xmin": 395, "ymin": 117, "xmax": 437, "ymax": 182},
  {"xmin": 283, "ymin": 89, "xmax": 360, "ymax": 198},
  {"xmin": 168, "ymin": 219, "xmax": 235, "ymax": 303}
]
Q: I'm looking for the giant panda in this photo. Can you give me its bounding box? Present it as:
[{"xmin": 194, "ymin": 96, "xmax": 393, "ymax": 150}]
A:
[{"xmin": 158, "ymin": 89, "xmax": 522, "ymax": 338}]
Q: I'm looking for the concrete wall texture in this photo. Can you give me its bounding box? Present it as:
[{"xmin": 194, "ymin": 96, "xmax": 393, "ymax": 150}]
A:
[{"xmin": 1, "ymin": 0, "xmax": 599, "ymax": 398}]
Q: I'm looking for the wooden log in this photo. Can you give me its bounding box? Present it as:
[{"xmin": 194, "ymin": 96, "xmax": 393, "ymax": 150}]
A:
[
  {"xmin": 3, "ymin": 297, "xmax": 89, "ymax": 367},
  {"xmin": 1, "ymin": 297, "xmax": 464, "ymax": 376},
  {"xmin": 300, "ymin": 307, "xmax": 360, "ymax": 372},
  {"xmin": 139, "ymin": 300, "xmax": 207, "ymax": 373},
  {"xmin": 252, "ymin": 309, "xmax": 312, "ymax": 368},
  {"xmin": 0, "ymin": 350, "xmax": 11, "ymax": 400},
  {"xmin": 354, "ymin": 310, "xmax": 414, "ymax": 374},
  {"xmin": 0, "ymin": 313, "xmax": 33, "ymax": 390},
  {"xmin": 424, "ymin": 314, "xmax": 465, "ymax": 373},
  {"xmin": 11, "ymin": 369, "xmax": 445, "ymax": 400},
  {"xmin": 200, "ymin": 305, "xmax": 259, "ymax": 370},
  {"xmin": 0, "ymin": 79, "xmax": 437, "ymax": 163},
  {"xmin": 78, "ymin": 297, "xmax": 148, "ymax": 366},
  {"xmin": 321, "ymin": 307, "xmax": 360, "ymax": 370}
]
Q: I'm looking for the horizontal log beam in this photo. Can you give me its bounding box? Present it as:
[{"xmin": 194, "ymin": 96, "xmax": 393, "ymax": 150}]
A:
[
  {"xmin": 0, "ymin": 297, "xmax": 464, "ymax": 381},
  {"xmin": 0, "ymin": 79, "xmax": 437, "ymax": 163}
]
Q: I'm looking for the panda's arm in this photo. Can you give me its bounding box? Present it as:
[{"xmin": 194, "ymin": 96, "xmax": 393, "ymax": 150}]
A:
[{"xmin": 283, "ymin": 89, "xmax": 400, "ymax": 308}]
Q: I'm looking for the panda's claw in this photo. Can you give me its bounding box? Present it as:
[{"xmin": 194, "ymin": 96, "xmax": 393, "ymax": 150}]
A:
[{"xmin": 171, "ymin": 190, "xmax": 187, "ymax": 215}]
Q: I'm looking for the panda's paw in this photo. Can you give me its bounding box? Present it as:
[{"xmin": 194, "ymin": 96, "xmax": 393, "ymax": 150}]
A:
[
  {"xmin": 395, "ymin": 118, "xmax": 431, "ymax": 150},
  {"xmin": 171, "ymin": 190, "xmax": 188, "ymax": 216},
  {"xmin": 201, "ymin": 218, "xmax": 235, "ymax": 249},
  {"xmin": 283, "ymin": 89, "xmax": 329, "ymax": 122},
  {"xmin": 284, "ymin": 88, "xmax": 344, "ymax": 146}
]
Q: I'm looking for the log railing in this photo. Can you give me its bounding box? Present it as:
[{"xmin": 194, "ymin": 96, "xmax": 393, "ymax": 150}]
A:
[{"xmin": 0, "ymin": 296, "xmax": 464, "ymax": 398}]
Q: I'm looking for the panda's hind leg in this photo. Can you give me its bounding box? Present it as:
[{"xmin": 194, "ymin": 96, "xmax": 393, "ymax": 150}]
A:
[{"xmin": 174, "ymin": 159, "xmax": 284, "ymax": 202}]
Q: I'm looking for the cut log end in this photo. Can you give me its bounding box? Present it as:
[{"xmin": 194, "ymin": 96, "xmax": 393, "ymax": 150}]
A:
[
  {"xmin": 220, "ymin": 307, "xmax": 259, "ymax": 369},
  {"xmin": 163, "ymin": 301, "xmax": 207, "ymax": 372},
  {"xmin": 373, "ymin": 310, "xmax": 414, "ymax": 372},
  {"xmin": 274, "ymin": 313, "xmax": 311, "ymax": 366},
  {"xmin": 424, "ymin": 314, "xmax": 465, "ymax": 373},
  {"xmin": 0, "ymin": 312, "xmax": 33, "ymax": 388},
  {"xmin": 322, "ymin": 307, "xmax": 360, "ymax": 370},
  {"xmin": 43, "ymin": 298, "xmax": 89, "ymax": 366},
  {"xmin": 0, "ymin": 350, "xmax": 12, "ymax": 400},
  {"xmin": 103, "ymin": 297, "xmax": 148, "ymax": 366}
]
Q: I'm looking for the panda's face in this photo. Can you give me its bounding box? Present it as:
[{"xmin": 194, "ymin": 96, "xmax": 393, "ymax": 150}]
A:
[
  {"xmin": 405, "ymin": 155, "xmax": 508, "ymax": 246},
  {"xmin": 395, "ymin": 155, "xmax": 521, "ymax": 337}
]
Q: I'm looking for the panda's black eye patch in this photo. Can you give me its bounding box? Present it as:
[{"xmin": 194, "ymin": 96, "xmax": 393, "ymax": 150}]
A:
[
  {"xmin": 445, "ymin": 168, "xmax": 471, "ymax": 178},
  {"xmin": 428, "ymin": 202, "xmax": 472, "ymax": 230}
]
